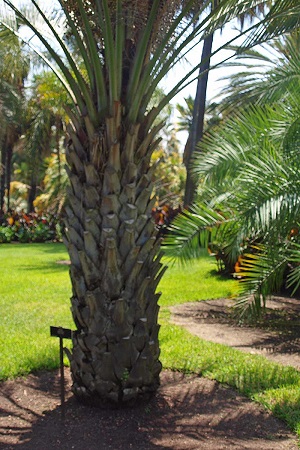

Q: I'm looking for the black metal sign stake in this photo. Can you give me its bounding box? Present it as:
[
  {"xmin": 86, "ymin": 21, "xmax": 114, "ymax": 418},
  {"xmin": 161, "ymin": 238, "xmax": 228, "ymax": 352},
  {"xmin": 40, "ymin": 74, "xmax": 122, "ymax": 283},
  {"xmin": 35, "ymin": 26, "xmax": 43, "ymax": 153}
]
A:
[
  {"xmin": 59, "ymin": 335, "xmax": 65, "ymax": 418},
  {"xmin": 50, "ymin": 326, "xmax": 73, "ymax": 420}
]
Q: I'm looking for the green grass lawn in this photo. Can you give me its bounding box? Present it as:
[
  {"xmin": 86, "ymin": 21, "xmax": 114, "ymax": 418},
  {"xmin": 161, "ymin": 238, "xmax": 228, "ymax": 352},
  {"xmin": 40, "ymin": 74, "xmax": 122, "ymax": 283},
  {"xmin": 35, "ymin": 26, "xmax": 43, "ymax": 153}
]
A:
[
  {"xmin": 1, "ymin": 243, "xmax": 300, "ymax": 439},
  {"xmin": 0, "ymin": 243, "xmax": 73, "ymax": 380},
  {"xmin": 158, "ymin": 251, "xmax": 238, "ymax": 307}
]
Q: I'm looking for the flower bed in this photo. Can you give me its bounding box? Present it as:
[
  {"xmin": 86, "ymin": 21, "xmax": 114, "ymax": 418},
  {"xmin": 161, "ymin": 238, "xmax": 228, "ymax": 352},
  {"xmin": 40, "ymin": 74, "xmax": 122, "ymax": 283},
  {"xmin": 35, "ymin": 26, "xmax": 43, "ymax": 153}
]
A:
[{"xmin": 0, "ymin": 211, "xmax": 63, "ymax": 243}]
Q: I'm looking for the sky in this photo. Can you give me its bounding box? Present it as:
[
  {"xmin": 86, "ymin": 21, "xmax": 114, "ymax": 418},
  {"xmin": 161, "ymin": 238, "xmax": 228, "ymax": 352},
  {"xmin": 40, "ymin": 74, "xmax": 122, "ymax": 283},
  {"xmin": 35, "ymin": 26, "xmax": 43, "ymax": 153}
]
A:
[
  {"xmin": 160, "ymin": 23, "xmax": 244, "ymax": 149},
  {"xmin": 165, "ymin": 29, "xmax": 237, "ymax": 103}
]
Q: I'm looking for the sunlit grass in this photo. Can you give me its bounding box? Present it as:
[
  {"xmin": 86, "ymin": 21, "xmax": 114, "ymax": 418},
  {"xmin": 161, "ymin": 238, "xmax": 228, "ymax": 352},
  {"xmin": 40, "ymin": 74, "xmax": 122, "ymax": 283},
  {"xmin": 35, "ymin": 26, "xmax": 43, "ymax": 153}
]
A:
[
  {"xmin": 160, "ymin": 320, "xmax": 300, "ymax": 440},
  {"xmin": 0, "ymin": 243, "xmax": 73, "ymax": 380},
  {"xmin": 158, "ymin": 251, "xmax": 239, "ymax": 307}
]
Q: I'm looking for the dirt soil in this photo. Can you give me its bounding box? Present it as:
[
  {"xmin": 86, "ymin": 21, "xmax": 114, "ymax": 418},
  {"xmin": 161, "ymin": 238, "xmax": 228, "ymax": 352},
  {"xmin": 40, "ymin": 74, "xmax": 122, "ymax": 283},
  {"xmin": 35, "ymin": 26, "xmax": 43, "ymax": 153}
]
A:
[{"xmin": 1, "ymin": 297, "xmax": 300, "ymax": 450}]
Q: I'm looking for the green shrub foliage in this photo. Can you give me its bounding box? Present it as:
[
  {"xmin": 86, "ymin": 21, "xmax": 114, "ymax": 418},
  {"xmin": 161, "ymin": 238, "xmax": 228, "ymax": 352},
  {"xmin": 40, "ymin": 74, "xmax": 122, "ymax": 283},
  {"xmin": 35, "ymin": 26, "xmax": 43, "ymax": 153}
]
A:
[{"xmin": 0, "ymin": 212, "xmax": 63, "ymax": 243}]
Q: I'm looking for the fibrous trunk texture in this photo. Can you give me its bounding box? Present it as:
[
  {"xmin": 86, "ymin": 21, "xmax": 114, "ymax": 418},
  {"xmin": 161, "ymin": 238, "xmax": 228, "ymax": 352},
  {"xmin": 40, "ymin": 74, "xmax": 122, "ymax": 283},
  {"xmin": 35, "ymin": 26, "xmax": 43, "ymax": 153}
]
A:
[{"xmin": 64, "ymin": 104, "xmax": 164, "ymax": 406}]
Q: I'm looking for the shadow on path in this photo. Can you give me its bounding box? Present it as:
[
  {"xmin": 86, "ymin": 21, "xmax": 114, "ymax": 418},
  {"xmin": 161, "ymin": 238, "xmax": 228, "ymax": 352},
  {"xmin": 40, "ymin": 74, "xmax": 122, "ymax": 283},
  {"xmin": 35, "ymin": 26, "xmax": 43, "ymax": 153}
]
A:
[{"xmin": 170, "ymin": 298, "xmax": 300, "ymax": 369}]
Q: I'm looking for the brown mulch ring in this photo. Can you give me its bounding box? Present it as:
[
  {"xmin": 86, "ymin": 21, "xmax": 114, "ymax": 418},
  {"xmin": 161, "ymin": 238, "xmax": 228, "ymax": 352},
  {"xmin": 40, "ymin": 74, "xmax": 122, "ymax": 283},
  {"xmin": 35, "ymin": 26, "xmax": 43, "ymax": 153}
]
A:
[{"xmin": 1, "ymin": 297, "xmax": 300, "ymax": 449}]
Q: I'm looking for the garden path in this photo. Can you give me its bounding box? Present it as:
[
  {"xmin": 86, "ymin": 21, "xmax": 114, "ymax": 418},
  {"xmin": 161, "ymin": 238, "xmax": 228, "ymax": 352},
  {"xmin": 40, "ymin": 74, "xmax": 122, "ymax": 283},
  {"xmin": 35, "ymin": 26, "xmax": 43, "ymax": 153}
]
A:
[{"xmin": 170, "ymin": 296, "xmax": 300, "ymax": 370}]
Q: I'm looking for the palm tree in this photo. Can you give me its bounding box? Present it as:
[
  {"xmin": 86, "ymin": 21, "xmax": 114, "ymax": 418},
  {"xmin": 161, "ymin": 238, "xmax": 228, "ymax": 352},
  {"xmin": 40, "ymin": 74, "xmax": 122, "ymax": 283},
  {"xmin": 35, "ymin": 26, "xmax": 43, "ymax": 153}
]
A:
[
  {"xmin": 24, "ymin": 70, "xmax": 71, "ymax": 212},
  {"xmin": 1, "ymin": 0, "xmax": 299, "ymax": 406},
  {"xmin": 176, "ymin": 95, "xmax": 222, "ymax": 145},
  {"xmin": 33, "ymin": 152, "xmax": 69, "ymax": 215},
  {"xmin": 183, "ymin": 0, "xmax": 216, "ymax": 207},
  {"xmin": 183, "ymin": 0, "xmax": 274, "ymax": 207},
  {"xmin": 0, "ymin": 27, "xmax": 29, "ymax": 215},
  {"xmin": 164, "ymin": 31, "xmax": 300, "ymax": 318},
  {"xmin": 217, "ymin": 31, "xmax": 300, "ymax": 113}
]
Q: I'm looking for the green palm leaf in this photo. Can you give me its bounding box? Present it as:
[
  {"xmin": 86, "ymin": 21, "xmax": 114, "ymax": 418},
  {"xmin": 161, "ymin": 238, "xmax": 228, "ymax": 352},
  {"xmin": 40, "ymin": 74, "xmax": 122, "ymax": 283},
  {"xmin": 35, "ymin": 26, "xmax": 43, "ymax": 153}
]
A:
[
  {"xmin": 219, "ymin": 32, "xmax": 300, "ymax": 111},
  {"xmin": 287, "ymin": 241, "xmax": 300, "ymax": 295},
  {"xmin": 242, "ymin": 0, "xmax": 300, "ymax": 49},
  {"xmin": 163, "ymin": 204, "xmax": 231, "ymax": 263},
  {"xmin": 235, "ymin": 245, "xmax": 289, "ymax": 318}
]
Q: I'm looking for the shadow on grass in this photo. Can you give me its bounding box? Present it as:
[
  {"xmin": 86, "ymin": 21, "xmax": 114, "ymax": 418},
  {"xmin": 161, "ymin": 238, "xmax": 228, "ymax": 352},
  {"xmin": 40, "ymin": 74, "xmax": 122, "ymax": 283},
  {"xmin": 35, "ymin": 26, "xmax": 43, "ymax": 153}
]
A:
[
  {"xmin": 208, "ymin": 268, "xmax": 235, "ymax": 282},
  {"xmin": 20, "ymin": 260, "xmax": 70, "ymax": 274},
  {"xmin": 2, "ymin": 243, "xmax": 70, "ymax": 273},
  {"xmin": 0, "ymin": 370, "xmax": 297, "ymax": 449},
  {"xmin": 2, "ymin": 242, "xmax": 67, "ymax": 253},
  {"xmin": 36, "ymin": 242, "xmax": 68, "ymax": 255}
]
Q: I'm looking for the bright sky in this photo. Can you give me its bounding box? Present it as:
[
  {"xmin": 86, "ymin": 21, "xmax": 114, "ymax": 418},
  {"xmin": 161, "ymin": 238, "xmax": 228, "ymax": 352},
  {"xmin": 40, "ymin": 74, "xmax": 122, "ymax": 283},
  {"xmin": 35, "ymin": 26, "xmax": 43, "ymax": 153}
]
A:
[
  {"xmin": 165, "ymin": 29, "xmax": 237, "ymax": 103},
  {"xmin": 161, "ymin": 23, "xmax": 244, "ymax": 149}
]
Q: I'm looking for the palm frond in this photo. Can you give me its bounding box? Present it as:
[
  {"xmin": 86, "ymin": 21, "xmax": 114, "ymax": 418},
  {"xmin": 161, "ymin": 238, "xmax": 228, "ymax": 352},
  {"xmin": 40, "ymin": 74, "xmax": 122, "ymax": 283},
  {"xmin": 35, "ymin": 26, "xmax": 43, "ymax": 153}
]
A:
[
  {"xmin": 287, "ymin": 241, "xmax": 300, "ymax": 296},
  {"xmin": 94, "ymin": 0, "xmax": 118, "ymax": 110},
  {"xmin": 235, "ymin": 244, "xmax": 289, "ymax": 318},
  {"xmin": 242, "ymin": 0, "xmax": 300, "ymax": 49},
  {"xmin": 1, "ymin": 2, "xmax": 83, "ymax": 111},
  {"xmin": 204, "ymin": 0, "xmax": 270, "ymax": 37},
  {"xmin": 193, "ymin": 104, "xmax": 287, "ymax": 183},
  {"xmin": 162, "ymin": 204, "xmax": 229, "ymax": 263},
  {"xmin": 219, "ymin": 32, "xmax": 300, "ymax": 113},
  {"xmin": 283, "ymin": 117, "xmax": 300, "ymax": 156}
]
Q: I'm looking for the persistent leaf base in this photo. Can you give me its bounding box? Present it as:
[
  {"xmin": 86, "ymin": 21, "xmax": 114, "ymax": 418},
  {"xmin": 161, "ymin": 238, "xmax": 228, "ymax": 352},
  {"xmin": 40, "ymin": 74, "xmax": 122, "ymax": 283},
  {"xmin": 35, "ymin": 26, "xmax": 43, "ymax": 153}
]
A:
[{"xmin": 71, "ymin": 374, "xmax": 161, "ymax": 408}]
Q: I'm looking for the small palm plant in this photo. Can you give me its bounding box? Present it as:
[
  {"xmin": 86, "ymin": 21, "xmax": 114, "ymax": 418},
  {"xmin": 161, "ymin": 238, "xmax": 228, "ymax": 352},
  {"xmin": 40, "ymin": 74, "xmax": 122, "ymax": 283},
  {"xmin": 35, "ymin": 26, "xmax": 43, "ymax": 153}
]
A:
[{"xmin": 164, "ymin": 32, "xmax": 300, "ymax": 318}]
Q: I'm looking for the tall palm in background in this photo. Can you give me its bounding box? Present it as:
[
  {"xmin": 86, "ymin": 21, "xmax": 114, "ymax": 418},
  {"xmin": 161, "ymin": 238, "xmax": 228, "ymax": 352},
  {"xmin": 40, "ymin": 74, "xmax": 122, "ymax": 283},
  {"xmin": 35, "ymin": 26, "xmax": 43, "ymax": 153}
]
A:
[
  {"xmin": 176, "ymin": 95, "xmax": 222, "ymax": 138},
  {"xmin": 1, "ymin": 0, "xmax": 299, "ymax": 406},
  {"xmin": 3, "ymin": 70, "xmax": 70, "ymax": 214},
  {"xmin": 183, "ymin": 0, "xmax": 272, "ymax": 207},
  {"xmin": 0, "ymin": 27, "xmax": 29, "ymax": 215},
  {"xmin": 164, "ymin": 31, "xmax": 300, "ymax": 318},
  {"xmin": 183, "ymin": 0, "xmax": 217, "ymax": 207},
  {"xmin": 24, "ymin": 71, "xmax": 72, "ymax": 212}
]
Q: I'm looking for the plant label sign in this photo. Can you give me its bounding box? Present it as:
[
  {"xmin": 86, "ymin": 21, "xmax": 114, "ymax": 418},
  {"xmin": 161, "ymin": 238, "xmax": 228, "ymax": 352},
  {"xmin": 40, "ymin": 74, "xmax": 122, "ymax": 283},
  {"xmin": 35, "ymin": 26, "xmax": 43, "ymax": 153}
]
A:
[
  {"xmin": 50, "ymin": 325, "xmax": 73, "ymax": 419},
  {"xmin": 50, "ymin": 326, "xmax": 73, "ymax": 339}
]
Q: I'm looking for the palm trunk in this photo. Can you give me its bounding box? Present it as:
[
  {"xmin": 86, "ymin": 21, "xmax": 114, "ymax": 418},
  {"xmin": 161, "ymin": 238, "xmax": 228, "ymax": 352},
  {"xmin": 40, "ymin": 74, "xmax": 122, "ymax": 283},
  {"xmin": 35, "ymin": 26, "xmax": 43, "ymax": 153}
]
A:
[
  {"xmin": 64, "ymin": 105, "xmax": 164, "ymax": 406},
  {"xmin": 183, "ymin": 31, "xmax": 214, "ymax": 207},
  {"xmin": 0, "ymin": 143, "xmax": 6, "ymax": 216},
  {"xmin": 27, "ymin": 173, "xmax": 37, "ymax": 213},
  {"xmin": 5, "ymin": 141, "xmax": 13, "ymax": 211},
  {"xmin": 2, "ymin": 0, "xmax": 217, "ymax": 407}
]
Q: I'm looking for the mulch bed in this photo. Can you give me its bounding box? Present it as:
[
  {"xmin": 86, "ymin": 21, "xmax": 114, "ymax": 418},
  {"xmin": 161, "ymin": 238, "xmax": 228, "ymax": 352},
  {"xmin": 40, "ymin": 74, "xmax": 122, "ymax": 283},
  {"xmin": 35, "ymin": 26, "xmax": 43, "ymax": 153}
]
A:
[{"xmin": 0, "ymin": 371, "xmax": 298, "ymax": 449}]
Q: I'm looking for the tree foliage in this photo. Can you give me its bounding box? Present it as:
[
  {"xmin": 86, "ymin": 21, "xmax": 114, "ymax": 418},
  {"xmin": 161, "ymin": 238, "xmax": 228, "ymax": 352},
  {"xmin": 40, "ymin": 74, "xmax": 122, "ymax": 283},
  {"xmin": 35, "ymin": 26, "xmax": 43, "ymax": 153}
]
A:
[{"xmin": 164, "ymin": 31, "xmax": 300, "ymax": 319}]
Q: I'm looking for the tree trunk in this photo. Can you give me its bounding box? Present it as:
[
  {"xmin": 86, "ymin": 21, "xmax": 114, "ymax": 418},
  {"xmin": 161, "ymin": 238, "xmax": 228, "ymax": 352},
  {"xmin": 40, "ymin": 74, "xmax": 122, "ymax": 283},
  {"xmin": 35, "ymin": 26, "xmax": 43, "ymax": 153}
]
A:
[
  {"xmin": 27, "ymin": 174, "xmax": 37, "ymax": 213},
  {"xmin": 0, "ymin": 143, "xmax": 6, "ymax": 216},
  {"xmin": 64, "ymin": 106, "xmax": 164, "ymax": 406},
  {"xmin": 3, "ymin": 123, "xmax": 19, "ymax": 212},
  {"xmin": 0, "ymin": 124, "xmax": 20, "ymax": 214},
  {"xmin": 4, "ymin": 141, "xmax": 13, "ymax": 212},
  {"xmin": 183, "ymin": 32, "xmax": 214, "ymax": 207}
]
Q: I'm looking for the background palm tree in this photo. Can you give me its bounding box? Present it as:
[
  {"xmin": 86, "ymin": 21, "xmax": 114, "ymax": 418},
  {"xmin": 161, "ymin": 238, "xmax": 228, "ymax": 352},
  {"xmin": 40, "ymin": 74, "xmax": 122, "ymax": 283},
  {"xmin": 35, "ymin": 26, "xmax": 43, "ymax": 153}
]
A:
[
  {"xmin": 183, "ymin": 0, "xmax": 274, "ymax": 207},
  {"xmin": 0, "ymin": 0, "xmax": 208, "ymax": 406},
  {"xmin": 176, "ymin": 95, "xmax": 222, "ymax": 141},
  {"xmin": 24, "ymin": 70, "xmax": 71, "ymax": 212},
  {"xmin": 0, "ymin": 27, "xmax": 29, "ymax": 216},
  {"xmin": 164, "ymin": 30, "xmax": 300, "ymax": 318}
]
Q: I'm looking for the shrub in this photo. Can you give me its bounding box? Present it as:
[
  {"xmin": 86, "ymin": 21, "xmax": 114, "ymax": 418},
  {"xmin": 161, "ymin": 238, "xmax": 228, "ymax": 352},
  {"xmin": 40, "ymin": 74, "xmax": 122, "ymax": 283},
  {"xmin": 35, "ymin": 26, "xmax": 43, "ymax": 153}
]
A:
[
  {"xmin": 0, "ymin": 226, "xmax": 15, "ymax": 243},
  {"xmin": 0, "ymin": 211, "xmax": 63, "ymax": 243}
]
